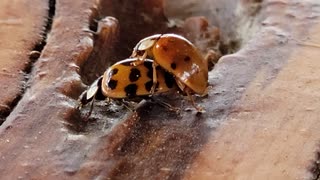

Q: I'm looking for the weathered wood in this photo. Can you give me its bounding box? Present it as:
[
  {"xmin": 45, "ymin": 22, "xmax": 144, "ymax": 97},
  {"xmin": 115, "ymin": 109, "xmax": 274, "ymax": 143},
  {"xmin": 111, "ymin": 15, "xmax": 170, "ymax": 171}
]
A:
[
  {"xmin": 0, "ymin": 0, "xmax": 114, "ymax": 179},
  {"xmin": 183, "ymin": 1, "xmax": 320, "ymax": 179},
  {"xmin": 0, "ymin": 0, "xmax": 48, "ymax": 121},
  {"xmin": 0, "ymin": 0, "xmax": 320, "ymax": 179}
]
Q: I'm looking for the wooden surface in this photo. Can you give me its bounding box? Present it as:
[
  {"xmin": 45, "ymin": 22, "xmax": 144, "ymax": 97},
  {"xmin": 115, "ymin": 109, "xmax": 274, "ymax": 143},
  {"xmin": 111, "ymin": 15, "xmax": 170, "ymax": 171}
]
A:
[
  {"xmin": 0, "ymin": 0, "xmax": 320, "ymax": 179},
  {"xmin": 184, "ymin": 1, "xmax": 320, "ymax": 179},
  {"xmin": 0, "ymin": 0, "xmax": 48, "ymax": 121}
]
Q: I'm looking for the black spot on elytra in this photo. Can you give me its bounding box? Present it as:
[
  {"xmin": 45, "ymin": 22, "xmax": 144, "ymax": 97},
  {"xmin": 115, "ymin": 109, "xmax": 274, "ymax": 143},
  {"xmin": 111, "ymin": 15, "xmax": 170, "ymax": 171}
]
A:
[
  {"xmin": 129, "ymin": 68, "xmax": 141, "ymax": 82},
  {"xmin": 125, "ymin": 84, "xmax": 138, "ymax": 98},
  {"xmin": 144, "ymin": 61, "xmax": 153, "ymax": 79},
  {"xmin": 184, "ymin": 56, "xmax": 191, "ymax": 62},
  {"xmin": 164, "ymin": 71, "xmax": 175, "ymax": 88},
  {"xmin": 110, "ymin": 68, "xmax": 118, "ymax": 76},
  {"xmin": 145, "ymin": 80, "xmax": 153, "ymax": 92},
  {"xmin": 170, "ymin": 63, "xmax": 177, "ymax": 70},
  {"xmin": 162, "ymin": 45, "xmax": 168, "ymax": 51},
  {"xmin": 108, "ymin": 79, "xmax": 118, "ymax": 90},
  {"xmin": 147, "ymin": 70, "xmax": 152, "ymax": 79},
  {"xmin": 144, "ymin": 61, "xmax": 153, "ymax": 70}
]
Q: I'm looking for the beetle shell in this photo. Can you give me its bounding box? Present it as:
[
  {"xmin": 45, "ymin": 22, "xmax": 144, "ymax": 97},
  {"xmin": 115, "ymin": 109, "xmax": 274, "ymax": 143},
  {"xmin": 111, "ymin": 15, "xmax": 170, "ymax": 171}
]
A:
[
  {"xmin": 101, "ymin": 58, "xmax": 176, "ymax": 98},
  {"xmin": 133, "ymin": 34, "xmax": 208, "ymax": 95}
]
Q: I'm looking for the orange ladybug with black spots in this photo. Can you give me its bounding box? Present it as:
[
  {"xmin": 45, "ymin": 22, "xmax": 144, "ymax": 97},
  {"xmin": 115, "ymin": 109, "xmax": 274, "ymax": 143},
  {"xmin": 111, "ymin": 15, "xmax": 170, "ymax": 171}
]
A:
[{"xmin": 131, "ymin": 33, "xmax": 210, "ymax": 112}]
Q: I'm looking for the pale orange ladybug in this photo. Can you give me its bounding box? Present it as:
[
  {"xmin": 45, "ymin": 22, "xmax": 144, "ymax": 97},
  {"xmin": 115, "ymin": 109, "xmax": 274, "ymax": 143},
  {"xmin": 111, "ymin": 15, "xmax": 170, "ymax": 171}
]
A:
[{"xmin": 131, "ymin": 34, "xmax": 209, "ymax": 112}]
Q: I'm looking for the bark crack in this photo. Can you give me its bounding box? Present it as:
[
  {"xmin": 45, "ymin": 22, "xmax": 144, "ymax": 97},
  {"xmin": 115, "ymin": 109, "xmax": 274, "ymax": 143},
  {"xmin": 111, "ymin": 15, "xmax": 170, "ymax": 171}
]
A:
[
  {"xmin": 0, "ymin": 0, "xmax": 56, "ymax": 125},
  {"xmin": 310, "ymin": 151, "xmax": 320, "ymax": 180}
]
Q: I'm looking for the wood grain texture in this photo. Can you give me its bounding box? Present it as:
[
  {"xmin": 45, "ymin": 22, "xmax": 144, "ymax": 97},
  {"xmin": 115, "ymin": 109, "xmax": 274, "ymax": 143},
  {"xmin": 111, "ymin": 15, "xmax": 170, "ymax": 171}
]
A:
[
  {"xmin": 0, "ymin": 0, "xmax": 107, "ymax": 179},
  {"xmin": 0, "ymin": 0, "xmax": 320, "ymax": 179},
  {"xmin": 0, "ymin": 0, "xmax": 48, "ymax": 120},
  {"xmin": 184, "ymin": 1, "xmax": 320, "ymax": 179}
]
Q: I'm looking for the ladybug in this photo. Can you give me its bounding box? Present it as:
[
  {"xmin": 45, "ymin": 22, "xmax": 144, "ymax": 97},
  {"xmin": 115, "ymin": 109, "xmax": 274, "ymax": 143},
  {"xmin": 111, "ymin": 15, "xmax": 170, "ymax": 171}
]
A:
[
  {"xmin": 130, "ymin": 34, "xmax": 209, "ymax": 112},
  {"xmin": 78, "ymin": 57, "xmax": 177, "ymax": 116}
]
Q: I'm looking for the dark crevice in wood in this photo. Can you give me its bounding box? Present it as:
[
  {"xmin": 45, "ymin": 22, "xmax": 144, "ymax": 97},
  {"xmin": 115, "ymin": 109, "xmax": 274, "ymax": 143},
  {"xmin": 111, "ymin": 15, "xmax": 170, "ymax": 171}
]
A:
[
  {"xmin": 0, "ymin": 0, "xmax": 56, "ymax": 125},
  {"xmin": 88, "ymin": 12, "xmax": 98, "ymax": 33},
  {"xmin": 310, "ymin": 151, "xmax": 320, "ymax": 180},
  {"xmin": 32, "ymin": 0, "xmax": 56, "ymax": 53},
  {"xmin": 100, "ymin": 0, "xmax": 169, "ymax": 63},
  {"xmin": 79, "ymin": 16, "xmax": 119, "ymax": 84}
]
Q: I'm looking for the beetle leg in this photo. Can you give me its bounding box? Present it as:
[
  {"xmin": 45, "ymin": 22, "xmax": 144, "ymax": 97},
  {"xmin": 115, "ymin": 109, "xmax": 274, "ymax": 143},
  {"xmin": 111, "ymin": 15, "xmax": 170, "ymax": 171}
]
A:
[
  {"xmin": 175, "ymin": 78, "xmax": 187, "ymax": 92},
  {"xmin": 151, "ymin": 97, "xmax": 180, "ymax": 113},
  {"xmin": 130, "ymin": 51, "xmax": 147, "ymax": 66},
  {"xmin": 76, "ymin": 100, "xmax": 83, "ymax": 110},
  {"xmin": 84, "ymin": 97, "xmax": 95, "ymax": 120},
  {"xmin": 175, "ymin": 78, "xmax": 205, "ymax": 113},
  {"xmin": 120, "ymin": 99, "xmax": 135, "ymax": 112},
  {"xmin": 185, "ymin": 89, "xmax": 206, "ymax": 113}
]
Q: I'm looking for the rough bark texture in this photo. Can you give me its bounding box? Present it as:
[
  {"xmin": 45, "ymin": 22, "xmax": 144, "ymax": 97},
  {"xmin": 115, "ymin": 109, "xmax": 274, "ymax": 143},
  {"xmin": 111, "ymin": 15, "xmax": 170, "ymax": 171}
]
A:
[
  {"xmin": 0, "ymin": 0, "xmax": 48, "ymax": 122},
  {"xmin": 0, "ymin": 0, "xmax": 320, "ymax": 179}
]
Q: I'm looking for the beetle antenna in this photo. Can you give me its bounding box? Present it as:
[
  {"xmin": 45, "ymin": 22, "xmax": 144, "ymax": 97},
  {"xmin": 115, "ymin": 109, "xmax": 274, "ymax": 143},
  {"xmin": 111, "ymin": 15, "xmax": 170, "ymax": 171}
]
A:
[
  {"xmin": 150, "ymin": 97, "xmax": 180, "ymax": 113},
  {"xmin": 120, "ymin": 99, "xmax": 135, "ymax": 112},
  {"xmin": 84, "ymin": 98, "xmax": 95, "ymax": 120}
]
